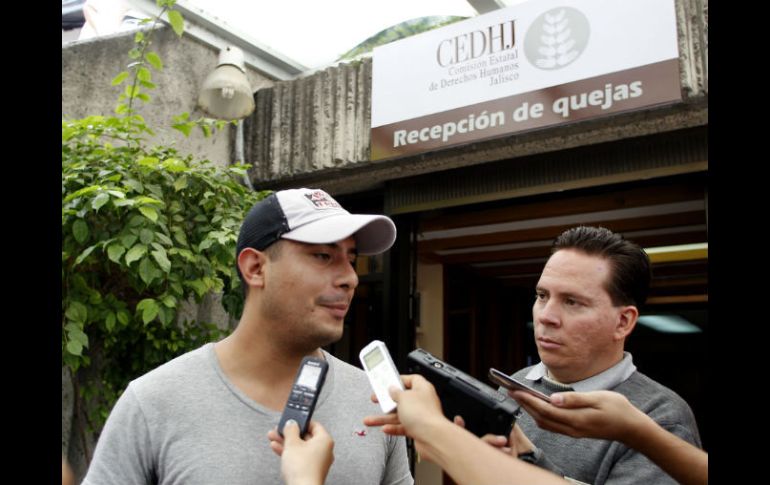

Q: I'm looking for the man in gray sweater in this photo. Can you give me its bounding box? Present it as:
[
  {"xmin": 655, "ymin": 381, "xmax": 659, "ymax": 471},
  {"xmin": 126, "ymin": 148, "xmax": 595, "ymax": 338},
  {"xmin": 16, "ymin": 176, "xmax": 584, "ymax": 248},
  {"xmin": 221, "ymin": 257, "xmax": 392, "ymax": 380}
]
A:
[
  {"xmin": 83, "ymin": 188, "xmax": 413, "ymax": 485},
  {"xmin": 501, "ymin": 226, "xmax": 701, "ymax": 484}
]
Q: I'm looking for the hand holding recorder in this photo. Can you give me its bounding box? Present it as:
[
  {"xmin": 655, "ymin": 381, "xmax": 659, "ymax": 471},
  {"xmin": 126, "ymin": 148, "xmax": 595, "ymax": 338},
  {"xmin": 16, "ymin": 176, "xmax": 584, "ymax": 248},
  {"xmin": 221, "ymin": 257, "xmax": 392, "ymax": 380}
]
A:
[
  {"xmin": 359, "ymin": 340, "xmax": 404, "ymax": 413},
  {"xmin": 276, "ymin": 356, "xmax": 329, "ymax": 438},
  {"xmin": 269, "ymin": 420, "xmax": 334, "ymax": 485}
]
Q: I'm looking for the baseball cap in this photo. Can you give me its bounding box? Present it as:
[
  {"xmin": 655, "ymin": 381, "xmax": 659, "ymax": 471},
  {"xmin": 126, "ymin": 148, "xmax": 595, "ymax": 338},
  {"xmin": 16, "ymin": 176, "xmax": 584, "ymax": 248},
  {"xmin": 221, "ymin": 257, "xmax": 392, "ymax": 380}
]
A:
[{"xmin": 236, "ymin": 188, "xmax": 397, "ymax": 257}]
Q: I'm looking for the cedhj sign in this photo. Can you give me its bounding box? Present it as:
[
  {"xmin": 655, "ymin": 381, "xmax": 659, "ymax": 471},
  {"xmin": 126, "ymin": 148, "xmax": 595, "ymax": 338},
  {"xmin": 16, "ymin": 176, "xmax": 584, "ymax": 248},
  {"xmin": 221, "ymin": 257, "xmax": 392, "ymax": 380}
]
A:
[{"xmin": 371, "ymin": 0, "xmax": 681, "ymax": 160}]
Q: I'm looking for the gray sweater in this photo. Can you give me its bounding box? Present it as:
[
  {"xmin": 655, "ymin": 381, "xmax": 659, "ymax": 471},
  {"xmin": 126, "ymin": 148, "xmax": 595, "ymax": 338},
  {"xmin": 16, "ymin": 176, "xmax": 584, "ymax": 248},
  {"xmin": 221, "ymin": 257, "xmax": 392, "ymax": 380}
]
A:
[{"xmin": 513, "ymin": 365, "xmax": 701, "ymax": 485}]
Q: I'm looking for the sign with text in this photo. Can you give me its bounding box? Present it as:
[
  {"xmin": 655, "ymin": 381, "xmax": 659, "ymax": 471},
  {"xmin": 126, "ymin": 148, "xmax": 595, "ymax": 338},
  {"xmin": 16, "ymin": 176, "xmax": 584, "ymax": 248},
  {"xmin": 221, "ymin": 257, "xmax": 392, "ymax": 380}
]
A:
[{"xmin": 371, "ymin": 0, "xmax": 680, "ymax": 160}]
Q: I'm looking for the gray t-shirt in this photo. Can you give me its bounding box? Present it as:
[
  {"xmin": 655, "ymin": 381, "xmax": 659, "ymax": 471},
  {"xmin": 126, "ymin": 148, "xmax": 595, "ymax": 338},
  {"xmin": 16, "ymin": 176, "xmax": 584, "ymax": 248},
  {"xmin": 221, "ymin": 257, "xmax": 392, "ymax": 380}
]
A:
[{"xmin": 82, "ymin": 343, "xmax": 413, "ymax": 485}]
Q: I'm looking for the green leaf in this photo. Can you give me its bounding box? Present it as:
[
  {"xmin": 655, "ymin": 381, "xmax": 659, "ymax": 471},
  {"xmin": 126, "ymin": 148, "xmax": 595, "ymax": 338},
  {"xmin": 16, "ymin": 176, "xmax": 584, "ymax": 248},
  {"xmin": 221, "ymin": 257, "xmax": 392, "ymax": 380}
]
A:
[
  {"xmin": 151, "ymin": 248, "xmax": 171, "ymax": 272},
  {"xmin": 136, "ymin": 196, "xmax": 164, "ymax": 206},
  {"xmin": 155, "ymin": 231, "xmax": 173, "ymax": 246},
  {"xmin": 128, "ymin": 48, "xmax": 142, "ymax": 60},
  {"xmin": 65, "ymin": 301, "xmax": 88, "ymax": 324},
  {"xmin": 198, "ymin": 238, "xmax": 214, "ymax": 251},
  {"xmin": 137, "ymin": 66, "xmax": 152, "ymax": 82},
  {"xmin": 121, "ymin": 234, "xmax": 138, "ymax": 248},
  {"xmin": 92, "ymin": 192, "xmax": 109, "ymax": 210},
  {"xmin": 107, "ymin": 190, "xmax": 126, "ymax": 199},
  {"xmin": 105, "ymin": 312, "xmax": 116, "ymax": 332},
  {"xmin": 145, "ymin": 51, "xmax": 163, "ymax": 70},
  {"xmin": 139, "ymin": 206, "xmax": 158, "ymax": 222},
  {"xmin": 173, "ymin": 175, "xmax": 189, "ymax": 191},
  {"xmin": 185, "ymin": 279, "xmax": 208, "ymax": 297},
  {"xmin": 111, "ymin": 71, "xmax": 129, "ymax": 86},
  {"xmin": 161, "ymin": 295, "xmax": 177, "ymax": 308},
  {"xmin": 171, "ymin": 248, "xmax": 195, "ymax": 261},
  {"xmin": 139, "ymin": 80, "xmax": 157, "ymax": 90},
  {"xmin": 125, "ymin": 244, "xmax": 147, "ymax": 266},
  {"xmin": 137, "ymin": 156, "xmax": 159, "ymax": 167},
  {"xmin": 117, "ymin": 310, "xmax": 130, "ymax": 326},
  {"xmin": 72, "ymin": 219, "xmax": 89, "ymax": 243},
  {"xmin": 170, "ymin": 227, "xmax": 188, "ymax": 246},
  {"xmin": 66, "ymin": 340, "xmax": 83, "ymax": 356},
  {"xmin": 139, "ymin": 229, "xmax": 155, "ymax": 244},
  {"xmin": 167, "ymin": 10, "xmax": 185, "ymax": 37},
  {"xmin": 136, "ymin": 93, "xmax": 151, "ymax": 103},
  {"xmin": 157, "ymin": 306, "xmax": 173, "ymax": 326},
  {"xmin": 64, "ymin": 185, "xmax": 101, "ymax": 203},
  {"xmin": 124, "ymin": 179, "xmax": 143, "ymax": 193},
  {"xmin": 172, "ymin": 122, "xmax": 193, "ymax": 137},
  {"xmin": 74, "ymin": 245, "xmax": 97, "ymax": 266},
  {"xmin": 134, "ymin": 31, "xmax": 144, "ymax": 43},
  {"xmin": 107, "ymin": 243, "xmax": 126, "ymax": 264},
  {"xmin": 138, "ymin": 257, "xmax": 158, "ymax": 285},
  {"xmin": 128, "ymin": 215, "xmax": 146, "ymax": 227},
  {"xmin": 68, "ymin": 327, "xmax": 89, "ymax": 348},
  {"xmin": 160, "ymin": 158, "xmax": 187, "ymax": 172},
  {"xmin": 137, "ymin": 298, "xmax": 159, "ymax": 324},
  {"xmin": 113, "ymin": 198, "xmax": 135, "ymax": 207}
]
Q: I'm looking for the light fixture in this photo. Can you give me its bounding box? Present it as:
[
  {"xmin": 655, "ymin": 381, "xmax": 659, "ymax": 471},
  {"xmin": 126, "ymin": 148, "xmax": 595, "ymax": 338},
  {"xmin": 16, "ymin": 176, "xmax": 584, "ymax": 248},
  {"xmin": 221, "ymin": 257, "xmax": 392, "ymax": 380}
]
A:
[
  {"xmin": 197, "ymin": 46, "xmax": 255, "ymax": 120},
  {"xmin": 643, "ymin": 243, "xmax": 708, "ymax": 263},
  {"xmin": 636, "ymin": 315, "xmax": 702, "ymax": 333},
  {"xmin": 526, "ymin": 314, "xmax": 702, "ymax": 334}
]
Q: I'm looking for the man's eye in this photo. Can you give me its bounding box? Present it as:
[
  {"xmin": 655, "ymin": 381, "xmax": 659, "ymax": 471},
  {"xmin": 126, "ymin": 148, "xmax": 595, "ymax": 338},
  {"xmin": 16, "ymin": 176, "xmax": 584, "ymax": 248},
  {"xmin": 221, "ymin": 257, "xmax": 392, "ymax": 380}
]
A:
[
  {"xmin": 535, "ymin": 292, "xmax": 545, "ymax": 300},
  {"xmin": 314, "ymin": 253, "xmax": 331, "ymax": 261},
  {"xmin": 565, "ymin": 298, "xmax": 579, "ymax": 306}
]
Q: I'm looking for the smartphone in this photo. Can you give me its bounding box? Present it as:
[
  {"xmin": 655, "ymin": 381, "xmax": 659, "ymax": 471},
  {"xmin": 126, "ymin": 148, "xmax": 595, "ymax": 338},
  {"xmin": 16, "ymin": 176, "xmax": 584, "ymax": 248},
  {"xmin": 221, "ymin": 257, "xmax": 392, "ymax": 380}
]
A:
[
  {"xmin": 277, "ymin": 356, "xmax": 329, "ymax": 438},
  {"xmin": 488, "ymin": 368, "xmax": 552, "ymax": 402},
  {"xmin": 359, "ymin": 340, "xmax": 404, "ymax": 413}
]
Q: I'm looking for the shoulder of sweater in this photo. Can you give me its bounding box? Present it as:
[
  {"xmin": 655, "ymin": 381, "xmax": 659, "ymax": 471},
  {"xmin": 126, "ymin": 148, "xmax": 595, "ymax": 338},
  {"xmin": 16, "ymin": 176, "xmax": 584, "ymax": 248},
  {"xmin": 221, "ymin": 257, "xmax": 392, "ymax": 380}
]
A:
[{"xmin": 615, "ymin": 371, "xmax": 693, "ymax": 416}]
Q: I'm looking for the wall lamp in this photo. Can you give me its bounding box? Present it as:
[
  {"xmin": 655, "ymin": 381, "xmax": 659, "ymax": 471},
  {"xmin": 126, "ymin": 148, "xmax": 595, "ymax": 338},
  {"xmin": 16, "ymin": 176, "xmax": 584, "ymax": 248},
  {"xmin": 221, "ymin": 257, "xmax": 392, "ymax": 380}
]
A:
[{"xmin": 197, "ymin": 45, "xmax": 255, "ymax": 120}]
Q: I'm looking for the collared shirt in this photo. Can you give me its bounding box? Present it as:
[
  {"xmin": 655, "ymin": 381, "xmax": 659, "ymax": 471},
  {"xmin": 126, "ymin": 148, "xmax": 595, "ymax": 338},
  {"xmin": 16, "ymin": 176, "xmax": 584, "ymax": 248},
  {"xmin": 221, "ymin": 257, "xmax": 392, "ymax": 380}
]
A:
[{"xmin": 523, "ymin": 351, "xmax": 637, "ymax": 392}]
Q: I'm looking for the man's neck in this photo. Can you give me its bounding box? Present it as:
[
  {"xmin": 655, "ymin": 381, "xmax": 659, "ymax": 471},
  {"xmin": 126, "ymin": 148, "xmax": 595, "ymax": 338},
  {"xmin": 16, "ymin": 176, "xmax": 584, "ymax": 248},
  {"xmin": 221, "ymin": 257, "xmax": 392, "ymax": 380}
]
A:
[
  {"xmin": 213, "ymin": 309, "xmax": 322, "ymax": 410},
  {"xmin": 545, "ymin": 351, "xmax": 625, "ymax": 385}
]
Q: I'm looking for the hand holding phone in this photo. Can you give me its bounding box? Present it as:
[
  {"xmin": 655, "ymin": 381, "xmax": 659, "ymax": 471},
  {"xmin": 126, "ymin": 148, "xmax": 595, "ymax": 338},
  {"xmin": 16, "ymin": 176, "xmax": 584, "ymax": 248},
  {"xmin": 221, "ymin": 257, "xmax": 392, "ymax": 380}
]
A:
[
  {"xmin": 488, "ymin": 368, "xmax": 552, "ymax": 402},
  {"xmin": 359, "ymin": 340, "xmax": 404, "ymax": 413},
  {"xmin": 278, "ymin": 356, "xmax": 329, "ymax": 438}
]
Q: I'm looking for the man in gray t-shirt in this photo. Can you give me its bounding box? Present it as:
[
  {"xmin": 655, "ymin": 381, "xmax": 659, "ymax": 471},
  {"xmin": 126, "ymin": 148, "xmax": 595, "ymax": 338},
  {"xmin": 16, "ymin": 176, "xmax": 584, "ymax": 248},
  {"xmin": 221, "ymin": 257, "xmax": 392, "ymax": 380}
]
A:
[{"xmin": 83, "ymin": 188, "xmax": 413, "ymax": 485}]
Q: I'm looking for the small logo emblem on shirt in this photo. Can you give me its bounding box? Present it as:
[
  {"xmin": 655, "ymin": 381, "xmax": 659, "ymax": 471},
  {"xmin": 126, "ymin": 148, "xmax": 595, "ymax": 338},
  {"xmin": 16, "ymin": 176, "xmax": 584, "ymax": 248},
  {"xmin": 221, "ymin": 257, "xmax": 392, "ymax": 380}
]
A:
[{"xmin": 352, "ymin": 428, "xmax": 367, "ymax": 437}]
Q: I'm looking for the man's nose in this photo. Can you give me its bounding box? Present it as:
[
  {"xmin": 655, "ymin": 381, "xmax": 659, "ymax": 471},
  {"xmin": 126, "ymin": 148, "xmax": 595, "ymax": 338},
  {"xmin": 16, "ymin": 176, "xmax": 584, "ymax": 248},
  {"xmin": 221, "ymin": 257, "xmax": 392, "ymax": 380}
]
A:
[
  {"xmin": 536, "ymin": 300, "xmax": 560, "ymax": 327},
  {"xmin": 336, "ymin": 260, "xmax": 359, "ymax": 290}
]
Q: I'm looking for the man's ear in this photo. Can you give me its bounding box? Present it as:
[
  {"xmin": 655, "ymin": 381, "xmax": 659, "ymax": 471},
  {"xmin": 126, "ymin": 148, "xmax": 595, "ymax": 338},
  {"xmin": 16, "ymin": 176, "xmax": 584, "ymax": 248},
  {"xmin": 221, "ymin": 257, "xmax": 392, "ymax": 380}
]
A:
[
  {"xmin": 614, "ymin": 305, "xmax": 638, "ymax": 341},
  {"xmin": 238, "ymin": 248, "xmax": 267, "ymax": 289}
]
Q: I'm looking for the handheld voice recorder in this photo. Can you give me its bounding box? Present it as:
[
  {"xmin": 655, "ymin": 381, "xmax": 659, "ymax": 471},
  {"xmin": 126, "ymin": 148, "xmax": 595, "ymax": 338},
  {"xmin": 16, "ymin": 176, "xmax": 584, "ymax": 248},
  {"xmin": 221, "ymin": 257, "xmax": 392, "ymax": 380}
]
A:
[
  {"xmin": 407, "ymin": 348, "xmax": 518, "ymax": 437},
  {"xmin": 277, "ymin": 356, "xmax": 329, "ymax": 438},
  {"xmin": 359, "ymin": 340, "xmax": 404, "ymax": 413}
]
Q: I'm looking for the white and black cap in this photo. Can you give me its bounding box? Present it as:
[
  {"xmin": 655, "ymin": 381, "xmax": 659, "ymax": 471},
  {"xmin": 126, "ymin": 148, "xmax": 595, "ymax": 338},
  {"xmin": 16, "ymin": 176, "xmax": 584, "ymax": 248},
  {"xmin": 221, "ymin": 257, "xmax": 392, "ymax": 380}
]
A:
[{"xmin": 236, "ymin": 188, "xmax": 397, "ymax": 257}]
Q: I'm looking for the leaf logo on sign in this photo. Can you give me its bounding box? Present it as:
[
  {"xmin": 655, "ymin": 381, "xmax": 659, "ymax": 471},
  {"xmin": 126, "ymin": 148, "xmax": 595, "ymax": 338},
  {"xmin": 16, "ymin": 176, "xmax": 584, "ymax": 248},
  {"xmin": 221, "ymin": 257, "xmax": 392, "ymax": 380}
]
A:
[{"xmin": 525, "ymin": 7, "xmax": 590, "ymax": 71}]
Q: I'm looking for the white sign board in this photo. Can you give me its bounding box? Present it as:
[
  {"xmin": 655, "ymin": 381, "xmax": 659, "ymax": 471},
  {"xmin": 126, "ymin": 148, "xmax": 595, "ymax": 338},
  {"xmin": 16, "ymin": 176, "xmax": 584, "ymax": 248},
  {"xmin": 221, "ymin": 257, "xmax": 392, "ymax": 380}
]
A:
[{"xmin": 371, "ymin": 0, "xmax": 680, "ymax": 160}]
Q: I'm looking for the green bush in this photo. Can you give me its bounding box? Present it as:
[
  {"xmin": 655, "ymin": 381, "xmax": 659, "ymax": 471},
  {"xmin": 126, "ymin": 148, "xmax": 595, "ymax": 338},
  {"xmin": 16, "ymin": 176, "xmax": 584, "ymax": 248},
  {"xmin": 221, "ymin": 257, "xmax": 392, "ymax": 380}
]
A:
[{"xmin": 62, "ymin": 0, "xmax": 266, "ymax": 433}]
